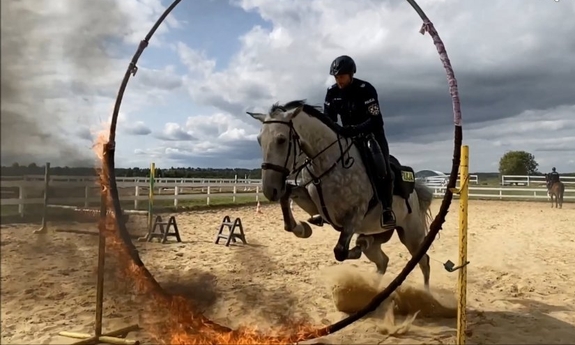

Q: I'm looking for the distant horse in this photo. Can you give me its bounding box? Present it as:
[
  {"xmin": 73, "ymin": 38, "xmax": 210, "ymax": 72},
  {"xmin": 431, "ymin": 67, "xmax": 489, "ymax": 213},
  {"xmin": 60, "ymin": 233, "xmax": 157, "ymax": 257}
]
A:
[
  {"xmin": 247, "ymin": 100, "xmax": 434, "ymax": 289},
  {"xmin": 545, "ymin": 174, "xmax": 564, "ymax": 209}
]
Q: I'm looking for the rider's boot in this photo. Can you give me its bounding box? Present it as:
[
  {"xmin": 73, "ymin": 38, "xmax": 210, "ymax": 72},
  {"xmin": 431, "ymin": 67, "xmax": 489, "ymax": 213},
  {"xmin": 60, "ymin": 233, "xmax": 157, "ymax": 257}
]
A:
[
  {"xmin": 307, "ymin": 214, "xmax": 324, "ymax": 226},
  {"xmin": 379, "ymin": 177, "xmax": 396, "ymax": 229}
]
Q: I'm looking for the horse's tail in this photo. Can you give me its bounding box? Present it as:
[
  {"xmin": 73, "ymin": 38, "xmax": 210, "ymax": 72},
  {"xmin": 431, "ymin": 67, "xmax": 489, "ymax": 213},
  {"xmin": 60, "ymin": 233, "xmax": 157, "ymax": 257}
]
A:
[
  {"xmin": 559, "ymin": 182, "xmax": 565, "ymax": 203},
  {"xmin": 414, "ymin": 180, "xmax": 434, "ymax": 235}
]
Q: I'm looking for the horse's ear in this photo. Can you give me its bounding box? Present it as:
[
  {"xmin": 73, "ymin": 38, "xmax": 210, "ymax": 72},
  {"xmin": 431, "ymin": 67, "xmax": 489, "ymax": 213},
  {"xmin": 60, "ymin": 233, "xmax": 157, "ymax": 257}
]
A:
[
  {"xmin": 246, "ymin": 111, "xmax": 267, "ymax": 123},
  {"xmin": 283, "ymin": 105, "xmax": 304, "ymax": 121}
]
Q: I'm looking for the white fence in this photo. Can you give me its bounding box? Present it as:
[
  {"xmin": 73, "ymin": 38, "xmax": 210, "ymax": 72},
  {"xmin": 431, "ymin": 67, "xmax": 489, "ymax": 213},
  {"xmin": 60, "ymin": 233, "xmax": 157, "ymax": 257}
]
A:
[
  {"xmin": 1, "ymin": 176, "xmax": 573, "ymax": 217},
  {"xmin": 417, "ymin": 174, "xmax": 479, "ymax": 188},
  {"xmin": 501, "ymin": 174, "xmax": 575, "ymax": 186}
]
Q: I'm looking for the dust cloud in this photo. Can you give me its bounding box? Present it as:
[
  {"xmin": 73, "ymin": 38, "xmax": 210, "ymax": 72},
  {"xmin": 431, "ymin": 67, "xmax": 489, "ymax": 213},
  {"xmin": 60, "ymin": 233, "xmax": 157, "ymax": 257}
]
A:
[
  {"xmin": 0, "ymin": 0, "xmax": 130, "ymax": 167},
  {"xmin": 321, "ymin": 265, "xmax": 457, "ymax": 336}
]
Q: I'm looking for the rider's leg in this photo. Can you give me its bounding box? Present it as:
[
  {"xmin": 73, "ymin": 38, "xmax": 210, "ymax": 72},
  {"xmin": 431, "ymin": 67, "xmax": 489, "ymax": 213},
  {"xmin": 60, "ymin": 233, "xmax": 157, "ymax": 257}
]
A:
[{"xmin": 374, "ymin": 130, "xmax": 396, "ymax": 227}]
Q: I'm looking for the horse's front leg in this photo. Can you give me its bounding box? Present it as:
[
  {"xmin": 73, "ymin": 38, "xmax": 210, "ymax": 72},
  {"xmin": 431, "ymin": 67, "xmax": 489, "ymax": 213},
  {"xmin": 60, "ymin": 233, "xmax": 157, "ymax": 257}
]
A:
[{"xmin": 279, "ymin": 186, "xmax": 313, "ymax": 238}]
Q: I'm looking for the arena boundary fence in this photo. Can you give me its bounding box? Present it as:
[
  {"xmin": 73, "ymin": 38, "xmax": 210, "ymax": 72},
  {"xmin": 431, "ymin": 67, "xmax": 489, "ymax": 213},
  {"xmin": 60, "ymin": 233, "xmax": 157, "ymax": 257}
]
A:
[{"xmin": 1, "ymin": 171, "xmax": 572, "ymax": 219}]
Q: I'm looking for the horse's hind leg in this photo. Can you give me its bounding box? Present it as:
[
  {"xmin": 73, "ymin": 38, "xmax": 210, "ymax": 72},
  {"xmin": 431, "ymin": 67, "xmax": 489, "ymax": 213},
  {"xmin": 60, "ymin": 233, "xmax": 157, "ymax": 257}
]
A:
[
  {"xmin": 358, "ymin": 232, "xmax": 394, "ymax": 275},
  {"xmin": 396, "ymin": 226, "xmax": 431, "ymax": 291}
]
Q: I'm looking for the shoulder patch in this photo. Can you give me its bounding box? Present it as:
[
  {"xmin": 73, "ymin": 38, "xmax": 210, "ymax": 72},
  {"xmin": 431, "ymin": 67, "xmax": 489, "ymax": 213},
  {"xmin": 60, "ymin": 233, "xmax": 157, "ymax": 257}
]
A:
[
  {"xmin": 360, "ymin": 83, "xmax": 366, "ymax": 88},
  {"xmin": 368, "ymin": 103, "xmax": 379, "ymax": 116}
]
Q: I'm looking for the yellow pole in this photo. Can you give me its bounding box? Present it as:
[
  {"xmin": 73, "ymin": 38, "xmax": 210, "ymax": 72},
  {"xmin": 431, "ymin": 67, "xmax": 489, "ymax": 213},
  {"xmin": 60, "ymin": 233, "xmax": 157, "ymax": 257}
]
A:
[
  {"xmin": 457, "ymin": 145, "xmax": 469, "ymax": 344},
  {"xmin": 147, "ymin": 162, "xmax": 155, "ymax": 233}
]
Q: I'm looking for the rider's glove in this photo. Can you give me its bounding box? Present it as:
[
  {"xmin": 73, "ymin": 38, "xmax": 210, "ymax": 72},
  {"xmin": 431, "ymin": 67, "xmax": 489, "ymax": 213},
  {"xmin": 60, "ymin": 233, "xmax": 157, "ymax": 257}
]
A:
[{"xmin": 339, "ymin": 125, "xmax": 358, "ymax": 137}]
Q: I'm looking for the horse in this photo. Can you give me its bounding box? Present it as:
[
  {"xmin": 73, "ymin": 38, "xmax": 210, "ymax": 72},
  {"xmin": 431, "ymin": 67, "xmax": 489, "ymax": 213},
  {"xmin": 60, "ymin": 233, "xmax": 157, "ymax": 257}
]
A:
[
  {"xmin": 545, "ymin": 174, "xmax": 564, "ymax": 209},
  {"xmin": 247, "ymin": 99, "xmax": 435, "ymax": 289}
]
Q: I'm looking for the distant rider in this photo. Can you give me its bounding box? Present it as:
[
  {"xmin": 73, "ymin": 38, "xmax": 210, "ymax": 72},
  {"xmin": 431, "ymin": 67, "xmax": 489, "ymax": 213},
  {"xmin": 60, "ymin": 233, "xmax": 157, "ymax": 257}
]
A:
[{"xmin": 547, "ymin": 167, "xmax": 560, "ymax": 187}]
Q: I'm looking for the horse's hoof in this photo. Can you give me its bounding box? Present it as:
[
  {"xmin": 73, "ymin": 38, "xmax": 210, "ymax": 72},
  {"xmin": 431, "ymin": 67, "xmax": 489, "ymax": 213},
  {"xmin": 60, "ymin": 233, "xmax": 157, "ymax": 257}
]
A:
[
  {"xmin": 294, "ymin": 222, "xmax": 312, "ymax": 238},
  {"xmin": 347, "ymin": 246, "xmax": 362, "ymax": 260},
  {"xmin": 333, "ymin": 244, "xmax": 348, "ymax": 262}
]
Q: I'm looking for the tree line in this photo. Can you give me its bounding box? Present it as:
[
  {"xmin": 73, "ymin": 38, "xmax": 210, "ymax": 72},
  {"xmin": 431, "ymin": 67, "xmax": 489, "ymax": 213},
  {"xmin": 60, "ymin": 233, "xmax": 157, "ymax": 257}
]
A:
[
  {"xmin": 498, "ymin": 150, "xmax": 574, "ymax": 176},
  {"xmin": 1, "ymin": 163, "xmax": 262, "ymax": 179},
  {"xmin": 2, "ymin": 150, "xmax": 573, "ymax": 179}
]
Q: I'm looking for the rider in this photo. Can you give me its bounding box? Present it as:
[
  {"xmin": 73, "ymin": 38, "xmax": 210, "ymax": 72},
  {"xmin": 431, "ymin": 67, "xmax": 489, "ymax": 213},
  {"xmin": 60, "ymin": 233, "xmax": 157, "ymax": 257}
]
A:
[
  {"xmin": 548, "ymin": 167, "xmax": 561, "ymax": 186},
  {"xmin": 307, "ymin": 55, "xmax": 396, "ymax": 229}
]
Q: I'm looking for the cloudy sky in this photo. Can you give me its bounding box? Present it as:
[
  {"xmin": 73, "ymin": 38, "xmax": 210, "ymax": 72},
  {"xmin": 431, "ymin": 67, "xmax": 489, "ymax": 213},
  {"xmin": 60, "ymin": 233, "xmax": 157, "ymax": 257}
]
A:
[{"xmin": 1, "ymin": 0, "xmax": 574, "ymax": 172}]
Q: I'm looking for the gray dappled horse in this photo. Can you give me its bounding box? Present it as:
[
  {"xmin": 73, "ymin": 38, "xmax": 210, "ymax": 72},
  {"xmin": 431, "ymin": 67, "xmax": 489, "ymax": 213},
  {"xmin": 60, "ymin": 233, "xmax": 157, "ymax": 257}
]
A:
[{"xmin": 248, "ymin": 100, "xmax": 435, "ymax": 289}]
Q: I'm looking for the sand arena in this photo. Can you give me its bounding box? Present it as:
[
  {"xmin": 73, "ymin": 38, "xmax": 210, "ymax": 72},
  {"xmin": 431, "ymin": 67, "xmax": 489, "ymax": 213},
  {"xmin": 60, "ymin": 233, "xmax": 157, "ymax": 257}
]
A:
[{"xmin": 1, "ymin": 200, "xmax": 574, "ymax": 344}]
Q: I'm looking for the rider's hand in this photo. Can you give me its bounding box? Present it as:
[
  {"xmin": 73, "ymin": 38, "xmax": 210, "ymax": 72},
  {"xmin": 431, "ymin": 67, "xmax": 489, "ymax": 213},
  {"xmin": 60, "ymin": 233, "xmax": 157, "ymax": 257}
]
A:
[{"xmin": 339, "ymin": 126, "xmax": 358, "ymax": 137}]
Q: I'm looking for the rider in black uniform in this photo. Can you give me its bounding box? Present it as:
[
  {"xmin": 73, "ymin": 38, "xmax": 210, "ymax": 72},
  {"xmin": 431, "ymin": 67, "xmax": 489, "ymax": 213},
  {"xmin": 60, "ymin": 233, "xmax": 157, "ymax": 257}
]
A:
[
  {"xmin": 308, "ymin": 55, "xmax": 396, "ymax": 229},
  {"xmin": 548, "ymin": 167, "xmax": 561, "ymax": 185}
]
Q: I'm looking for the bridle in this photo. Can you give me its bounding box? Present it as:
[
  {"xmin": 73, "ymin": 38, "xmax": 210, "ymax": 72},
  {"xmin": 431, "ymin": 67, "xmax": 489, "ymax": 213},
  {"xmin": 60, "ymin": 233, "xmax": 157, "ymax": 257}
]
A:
[{"xmin": 260, "ymin": 119, "xmax": 355, "ymax": 188}]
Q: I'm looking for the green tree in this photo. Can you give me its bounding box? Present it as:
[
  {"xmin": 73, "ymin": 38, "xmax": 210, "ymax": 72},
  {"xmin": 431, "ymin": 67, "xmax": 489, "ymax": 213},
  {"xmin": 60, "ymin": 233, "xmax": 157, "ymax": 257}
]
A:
[{"xmin": 498, "ymin": 150, "xmax": 539, "ymax": 175}]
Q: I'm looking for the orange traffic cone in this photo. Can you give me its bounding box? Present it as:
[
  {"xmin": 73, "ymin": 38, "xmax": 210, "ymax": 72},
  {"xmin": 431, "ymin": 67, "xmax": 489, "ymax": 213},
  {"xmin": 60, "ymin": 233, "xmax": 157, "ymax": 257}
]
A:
[{"xmin": 255, "ymin": 201, "xmax": 262, "ymax": 214}]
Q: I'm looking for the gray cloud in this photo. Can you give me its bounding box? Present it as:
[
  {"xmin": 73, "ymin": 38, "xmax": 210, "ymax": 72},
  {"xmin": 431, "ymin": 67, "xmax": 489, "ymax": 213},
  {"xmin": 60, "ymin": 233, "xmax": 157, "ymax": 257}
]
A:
[
  {"xmin": 1, "ymin": 0, "xmax": 124, "ymax": 165},
  {"xmin": 124, "ymin": 121, "xmax": 152, "ymax": 136},
  {"xmin": 154, "ymin": 123, "xmax": 196, "ymax": 141},
  {"xmin": 0, "ymin": 0, "xmax": 183, "ymax": 167}
]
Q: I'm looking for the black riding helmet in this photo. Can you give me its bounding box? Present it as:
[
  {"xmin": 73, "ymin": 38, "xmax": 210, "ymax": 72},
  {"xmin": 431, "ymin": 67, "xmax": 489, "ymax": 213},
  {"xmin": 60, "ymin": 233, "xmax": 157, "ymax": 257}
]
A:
[{"xmin": 329, "ymin": 55, "xmax": 356, "ymax": 76}]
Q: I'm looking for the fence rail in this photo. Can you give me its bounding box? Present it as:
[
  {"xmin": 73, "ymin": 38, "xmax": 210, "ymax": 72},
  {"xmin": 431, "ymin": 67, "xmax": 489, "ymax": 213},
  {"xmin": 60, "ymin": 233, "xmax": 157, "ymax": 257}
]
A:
[
  {"xmin": 1, "ymin": 177, "xmax": 572, "ymax": 217},
  {"xmin": 501, "ymin": 174, "xmax": 575, "ymax": 186}
]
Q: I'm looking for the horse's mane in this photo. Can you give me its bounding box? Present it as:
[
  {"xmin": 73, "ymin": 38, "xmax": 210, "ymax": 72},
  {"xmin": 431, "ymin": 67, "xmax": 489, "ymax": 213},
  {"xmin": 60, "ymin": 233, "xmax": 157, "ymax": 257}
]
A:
[{"xmin": 270, "ymin": 99, "xmax": 343, "ymax": 133}]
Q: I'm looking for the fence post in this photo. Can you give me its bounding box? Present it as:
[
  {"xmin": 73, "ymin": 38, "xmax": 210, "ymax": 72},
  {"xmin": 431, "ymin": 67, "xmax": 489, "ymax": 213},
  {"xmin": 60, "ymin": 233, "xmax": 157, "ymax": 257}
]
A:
[
  {"xmin": 256, "ymin": 185, "xmax": 260, "ymax": 202},
  {"xmin": 206, "ymin": 185, "xmax": 211, "ymax": 206},
  {"xmin": 174, "ymin": 186, "xmax": 179, "ymax": 208},
  {"xmin": 134, "ymin": 186, "xmax": 139, "ymax": 210},
  {"xmin": 34, "ymin": 162, "xmax": 50, "ymax": 234},
  {"xmin": 18, "ymin": 186, "xmax": 25, "ymax": 217},
  {"xmin": 233, "ymin": 185, "xmax": 237, "ymax": 203},
  {"xmin": 457, "ymin": 146, "xmax": 469, "ymax": 345},
  {"xmin": 147, "ymin": 162, "xmax": 155, "ymax": 233},
  {"xmin": 84, "ymin": 186, "xmax": 90, "ymax": 208}
]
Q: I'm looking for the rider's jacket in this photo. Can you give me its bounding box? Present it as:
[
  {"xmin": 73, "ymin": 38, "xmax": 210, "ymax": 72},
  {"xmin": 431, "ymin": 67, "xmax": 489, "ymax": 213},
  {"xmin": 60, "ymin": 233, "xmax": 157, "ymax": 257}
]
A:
[
  {"xmin": 548, "ymin": 171, "xmax": 560, "ymax": 183},
  {"xmin": 323, "ymin": 78, "xmax": 385, "ymax": 136}
]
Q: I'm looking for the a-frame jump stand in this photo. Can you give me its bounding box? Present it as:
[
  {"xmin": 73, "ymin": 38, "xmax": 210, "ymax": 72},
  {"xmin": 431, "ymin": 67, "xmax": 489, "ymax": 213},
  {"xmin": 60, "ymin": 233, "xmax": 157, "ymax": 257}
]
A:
[
  {"xmin": 215, "ymin": 215, "xmax": 247, "ymax": 247},
  {"xmin": 144, "ymin": 215, "xmax": 182, "ymax": 244}
]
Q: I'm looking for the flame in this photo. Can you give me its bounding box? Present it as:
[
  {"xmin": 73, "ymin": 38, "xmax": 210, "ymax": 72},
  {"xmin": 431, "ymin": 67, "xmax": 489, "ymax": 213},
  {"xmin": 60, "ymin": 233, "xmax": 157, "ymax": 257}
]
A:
[{"xmin": 91, "ymin": 128, "xmax": 327, "ymax": 344}]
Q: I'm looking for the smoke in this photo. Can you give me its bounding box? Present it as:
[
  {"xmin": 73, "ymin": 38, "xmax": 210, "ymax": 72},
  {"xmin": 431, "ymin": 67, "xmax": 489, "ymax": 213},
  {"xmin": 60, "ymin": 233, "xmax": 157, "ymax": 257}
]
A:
[{"xmin": 0, "ymin": 0, "xmax": 130, "ymax": 167}]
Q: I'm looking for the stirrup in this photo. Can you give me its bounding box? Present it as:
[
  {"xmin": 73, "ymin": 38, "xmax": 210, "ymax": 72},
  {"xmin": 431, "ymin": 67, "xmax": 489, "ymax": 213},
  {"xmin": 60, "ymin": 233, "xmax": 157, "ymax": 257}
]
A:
[
  {"xmin": 307, "ymin": 215, "xmax": 324, "ymax": 227},
  {"xmin": 380, "ymin": 209, "xmax": 396, "ymax": 229}
]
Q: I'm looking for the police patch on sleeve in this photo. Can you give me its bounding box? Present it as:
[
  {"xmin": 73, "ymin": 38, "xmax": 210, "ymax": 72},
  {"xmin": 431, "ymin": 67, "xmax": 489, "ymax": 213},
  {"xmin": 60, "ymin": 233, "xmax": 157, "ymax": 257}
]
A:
[{"xmin": 368, "ymin": 103, "xmax": 379, "ymax": 116}]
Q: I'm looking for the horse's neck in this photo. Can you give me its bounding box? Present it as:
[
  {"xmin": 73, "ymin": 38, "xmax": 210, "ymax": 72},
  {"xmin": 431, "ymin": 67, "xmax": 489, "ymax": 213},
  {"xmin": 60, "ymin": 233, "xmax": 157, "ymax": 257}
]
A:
[{"xmin": 293, "ymin": 114, "xmax": 347, "ymax": 169}]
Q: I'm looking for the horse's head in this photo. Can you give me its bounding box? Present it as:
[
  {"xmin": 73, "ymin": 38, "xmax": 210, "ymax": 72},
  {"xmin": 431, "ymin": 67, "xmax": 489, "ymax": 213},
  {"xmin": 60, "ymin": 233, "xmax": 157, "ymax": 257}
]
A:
[{"xmin": 247, "ymin": 102, "xmax": 305, "ymax": 201}]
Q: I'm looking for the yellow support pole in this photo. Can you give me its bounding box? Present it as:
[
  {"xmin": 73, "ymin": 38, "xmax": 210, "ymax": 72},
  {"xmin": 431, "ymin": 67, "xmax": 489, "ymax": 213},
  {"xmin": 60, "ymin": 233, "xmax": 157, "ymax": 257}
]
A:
[
  {"xmin": 147, "ymin": 162, "xmax": 155, "ymax": 233},
  {"xmin": 457, "ymin": 145, "xmax": 469, "ymax": 344}
]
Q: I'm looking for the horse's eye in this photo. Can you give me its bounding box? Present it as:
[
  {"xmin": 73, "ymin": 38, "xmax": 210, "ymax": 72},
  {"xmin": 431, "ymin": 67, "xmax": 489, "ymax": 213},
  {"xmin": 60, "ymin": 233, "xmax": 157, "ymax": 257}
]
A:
[{"xmin": 277, "ymin": 137, "xmax": 287, "ymax": 145}]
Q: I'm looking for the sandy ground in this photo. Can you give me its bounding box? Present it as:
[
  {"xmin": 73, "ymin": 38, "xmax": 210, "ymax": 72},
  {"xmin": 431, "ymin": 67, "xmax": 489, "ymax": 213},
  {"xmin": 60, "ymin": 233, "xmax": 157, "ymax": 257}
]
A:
[{"xmin": 1, "ymin": 200, "xmax": 574, "ymax": 344}]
